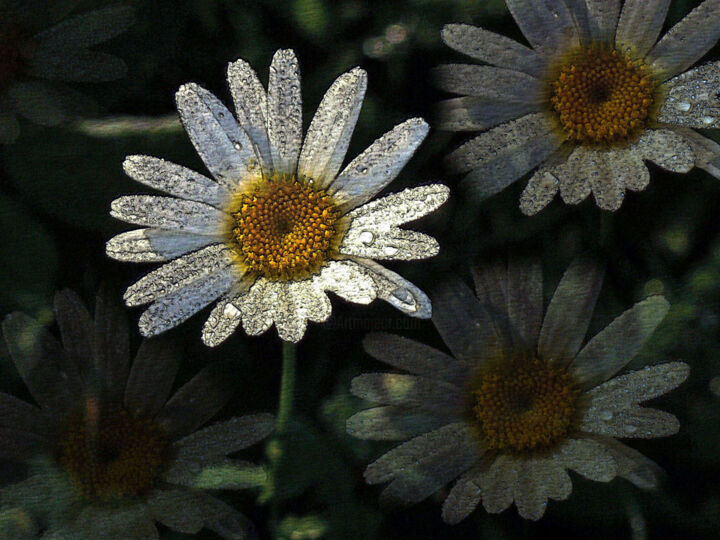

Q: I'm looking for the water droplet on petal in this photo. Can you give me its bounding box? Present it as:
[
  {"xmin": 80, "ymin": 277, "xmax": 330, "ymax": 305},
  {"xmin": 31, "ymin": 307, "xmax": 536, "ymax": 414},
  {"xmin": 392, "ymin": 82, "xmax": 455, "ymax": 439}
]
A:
[
  {"xmin": 676, "ymin": 102, "xmax": 692, "ymax": 112},
  {"xmin": 625, "ymin": 424, "xmax": 637, "ymax": 434},
  {"xmin": 233, "ymin": 141, "xmax": 243, "ymax": 151},
  {"xmin": 703, "ymin": 116, "xmax": 715, "ymax": 125},
  {"xmin": 384, "ymin": 245, "xmax": 398, "ymax": 256},
  {"xmin": 390, "ymin": 287, "xmax": 417, "ymax": 312},
  {"xmin": 359, "ymin": 231, "xmax": 374, "ymax": 245},
  {"xmin": 599, "ymin": 410, "xmax": 613, "ymax": 421},
  {"xmin": 357, "ymin": 165, "xmax": 369, "ymax": 175}
]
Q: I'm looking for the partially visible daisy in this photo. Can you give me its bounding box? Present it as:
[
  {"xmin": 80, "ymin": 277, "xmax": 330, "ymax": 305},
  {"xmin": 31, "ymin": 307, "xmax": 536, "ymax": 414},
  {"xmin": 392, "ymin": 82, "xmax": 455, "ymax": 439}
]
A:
[
  {"xmin": 0, "ymin": 3, "xmax": 134, "ymax": 143},
  {"xmin": 437, "ymin": 0, "xmax": 720, "ymax": 213},
  {"xmin": 347, "ymin": 258, "xmax": 688, "ymax": 521},
  {"xmin": 0, "ymin": 289, "xmax": 273, "ymax": 538},
  {"xmin": 107, "ymin": 49, "xmax": 448, "ymax": 345}
]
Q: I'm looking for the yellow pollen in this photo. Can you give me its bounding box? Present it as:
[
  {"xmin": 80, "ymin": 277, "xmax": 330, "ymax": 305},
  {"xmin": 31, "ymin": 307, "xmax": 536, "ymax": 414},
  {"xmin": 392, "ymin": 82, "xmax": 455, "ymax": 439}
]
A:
[
  {"xmin": 57, "ymin": 401, "xmax": 168, "ymax": 500},
  {"xmin": 549, "ymin": 46, "xmax": 656, "ymax": 145},
  {"xmin": 472, "ymin": 356, "xmax": 578, "ymax": 453},
  {"xmin": 230, "ymin": 178, "xmax": 341, "ymax": 280}
]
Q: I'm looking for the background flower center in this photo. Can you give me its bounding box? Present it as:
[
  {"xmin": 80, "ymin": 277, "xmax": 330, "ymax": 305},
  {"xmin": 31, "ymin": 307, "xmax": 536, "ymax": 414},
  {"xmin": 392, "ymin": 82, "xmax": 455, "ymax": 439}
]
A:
[
  {"xmin": 473, "ymin": 356, "xmax": 578, "ymax": 453},
  {"xmin": 57, "ymin": 402, "xmax": 168, "ymax": 500},
  {"xmin": 550, "ymin": 46, "xmax": 656, "ymax": 145},
  {"xmin": 231, "ymin": 179, "xmax": 340, "ymax": 280}
]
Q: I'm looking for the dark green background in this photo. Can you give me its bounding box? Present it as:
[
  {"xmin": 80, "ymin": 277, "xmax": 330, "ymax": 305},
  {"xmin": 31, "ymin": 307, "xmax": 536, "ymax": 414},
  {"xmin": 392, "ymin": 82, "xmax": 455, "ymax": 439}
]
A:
[{"xmin": 1, "ymin": 0, "xmax": 719, "ymax": 538}]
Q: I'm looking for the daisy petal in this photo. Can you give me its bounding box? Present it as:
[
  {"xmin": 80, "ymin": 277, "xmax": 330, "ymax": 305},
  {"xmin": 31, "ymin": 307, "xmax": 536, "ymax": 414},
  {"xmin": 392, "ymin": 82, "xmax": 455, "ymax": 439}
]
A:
[
  {"xmin": 122, "ymin": 156, "xmax": 229, "ymax": 207},
  {"xmin": 147, "ymin": 489, "xmax": 204, "ymax": 535},
  {"xmin": 363, "ymin": 332, "xmax": 466, "ymax": 384},
  {"xmin": 315, "ymin": 260, "xmax": 377, "ymax": 304},
  {"xmin": 440, "ymin": 24, "xmax": 545, "ymax": 77},
  {"xmin": 69, "ymin": 505, "xmax": 157, "ymax": 539},
  {"xmin": 505, "ymin": 0, "xmax": 579, "ymax": 56},
  {"xmin": 350, "ymin": 373, "xmax": 462, "ymax": 415},
  {"xmin": 352, "ymin": 258, "xmax": 432, "ymax": 318},
  {"xmin": 124, "ymin": 338, "xmax": 179, "ymax": 418},
  {"xmin": 164, "ymin": 456, "xmax": 265, "ymax": 490},
  {"xmin": 237, "ymin": 279, "xmax": 276, "ymax": 337},
  {"xmin": 539, "ymin": 258, "xmax": 604, "ymax": 365},
  {"xmin": 658, "ymin": 62, "xmax": 720, "ymax": 129},
  {"xmin": 298, "ymin": 67, "xmax": 367, "ymax": 187},
  {"xmin": 506, "ymin": 256, "xmax": 542, "ymax": 348},
  {"xmin": 442, "ymin": 468, "xmax": 482, "ymax": 525},
  {"xmin": 435, "ymin": 96, "xmax": 540, "ymax": 132},
  {"xmin": 449, "ymin": 113, "xmax": 561, "ymax": 200},
  {"xmin": 607, "ymin": 147, "xmax": 650, "ymax": 192},
  {"xmin": 520, "ymin": 167, "xmax": 559, "ymax": 215},
  {"xmin": 138, "ymin": 270, "xmax": 235, "ymax": 338},
  {"xmin": 199, "ymin": 493, "xmax": 256, "ymax": 540},
  {"xmin": 330, "ymin": 118, "xmax": 429, "ymax": 210},
  {"xmin": 553, "ymin": 437, "xmax": 616, "ymax": 481},
  {"xmin": 514, "ymin": 461, "xmax": 549, "ymax": 520},
  {"xmin": 584, "ymin": 0, "xmax": 621, "ymax": 44},
  {"xmin": 54, "ymin": 289, "xmax": 94, "ymax": 376},
  {"xmin": 590, "ymin": 152, "xmax": 625, "ymax": 211},
  {"xmin": 267, "ymin": 49, "xmax": 302, "ymax": 175},
  {"xmin": 124, "ymin": 244, "xmax": 236, "ymax": 307},
  {"xmin": 110, "ymin": 195, "xmax": 224, "ymax": 234},
  {"xmin": 364, "ymin": 422, "xmax": 476, "ymax": 484},
  {"xmin": 616, "ymin": 0, "xmax": 671, "ymax": 58},
  {"xmin": 593, "ymin": 436, "xmax": 662, "ymax": 489},
  {"xmin": 29, "ymin": 50, "xmax": 127, "ymax": 82},
  {"xmin": 647, "ymin": 0, "xmax": 720, "ymax": 80},
  {"xmin": 93, "ymin": 286, "xmax": 130, "ymax": 402},
  {"xmin": 677, "ymin": 128, "xmax": 720, "ymax": 179},
  {"xmin": 433, "ymin": 65, "xmax": 540, "ymax": 102},
  {"xmin": 175, "ymin": 83, "xmax": 256, "ymax": 190},
  {"xmin": 201, "ymin": 287, "xmax": 248, "ymax": 347},
  {"xmin": 174, "ymin": 413, "xmax": 274, "ymax": 459},
  {"xmin": 106, "ymin": 229, "xmax": 220, "ymax": 263},
  {"xmin": 346, "ymin": 406, "xmax": 450, "ymax": 441},
  {"xmin": 478, "ymin": 455, "xmax": 519, "ymax": 514},
  {"xmin": 33, "ymin": 5, "xmax": 135, "ymax": 51},
  {"xmin": 340, "ymin": 228, "xmax": 439, "ymax": 261},
  {"xmin": 0, "ymin": 427, "xmax": 47, "ymax": 461},
  {"xmin": 582, "ymin": 406, "xmax": 680, "ymax": 439},
  {"xmin": 571, "ymin": 295, "xmax": 669, "ymax": 389},
  {"xmin": 227, "ymin": 58, "xmax": 272, "ymax": 170},
  {"xmin": 344, "ymin": 184, "xmax": 449, "ymax": 228},
  {"xmin": 558, "ymin": 147, "xmax": 593, "ymax": 205}
]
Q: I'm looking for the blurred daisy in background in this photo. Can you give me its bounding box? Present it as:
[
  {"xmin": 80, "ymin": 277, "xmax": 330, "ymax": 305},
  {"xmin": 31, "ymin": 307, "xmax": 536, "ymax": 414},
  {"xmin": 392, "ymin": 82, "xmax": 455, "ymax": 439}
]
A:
[
  {"xmin": 0, "ymin": 289, "xmax": 273, "ymax": 538},
  {"xmin": 0, "ymin": 1, "xmax": 134, "ymax": 143},
  {"xmin": 107, "ymin": 49, "xmax": 448, "ymax": 345},
  {"xmin": 348, "ymin": 257, "xmax": 688, "ymax": 521},
  {"xmin": 437, "ymin": 0, "xmax": 720, "ymax": 213}
]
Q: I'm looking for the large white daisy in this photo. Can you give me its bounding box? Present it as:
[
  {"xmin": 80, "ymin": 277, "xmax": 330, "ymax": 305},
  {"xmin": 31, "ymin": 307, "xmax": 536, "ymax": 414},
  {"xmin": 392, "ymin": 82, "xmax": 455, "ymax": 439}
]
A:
[
  {"xmin": 348, "ymin": 257, "xmax": 688, "ymax": 521},
  {"xmin": 107, "ymin": 49, "xmax": 448, "ymax": 345},
  {"xmin": 438, "ymin": 0, "xmax": 720, "ymax": 213}
]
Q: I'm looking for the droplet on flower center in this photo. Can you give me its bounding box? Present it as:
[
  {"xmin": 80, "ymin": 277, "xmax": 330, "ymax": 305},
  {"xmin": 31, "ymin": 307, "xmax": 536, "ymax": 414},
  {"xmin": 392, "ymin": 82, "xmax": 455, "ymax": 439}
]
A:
[
  {"xmin": 549, "ymin": 46, "xmax": 657, "ymax": 145},
  {"xmin": 230, "ymin": 178, "xmax": 342, "ymax": 280},
  {"xmin": 57, "ymin": 400, "xmax": 168, "ymax": 500},
  {"xmin": 472, "ymin": 355, "xmax": 578, "ymax": 453}
]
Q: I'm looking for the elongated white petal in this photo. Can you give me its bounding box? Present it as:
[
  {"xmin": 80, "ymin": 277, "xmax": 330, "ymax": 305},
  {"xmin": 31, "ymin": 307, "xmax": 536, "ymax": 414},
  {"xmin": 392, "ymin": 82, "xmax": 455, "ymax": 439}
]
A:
[
  {"xmin": 553, "ymin": 437, "xmax": 616, "ymax": 481},
  {"xmin": 343, "ymin": 184, "xmax": 449, "ymax": 228},
  {"xmin": 110, "ymin": 195, "xmax": 224, "ymax": 234},
  {"xmin": 346, "ymin": 406, "xmax": 450, "ymax": 440},
  {"xmin": 433, "ymin": 64, "xmax": 540, "ymax": 102},
  {"xmin": 298, "ymin": 67, "xmax": 367, "ymax": 187},
  {"xmin": 557, "ymin": 147, "xmax": 593, "ymax": 205},
  {"xmin": 581, "ymin": 406, "xmax": 680, "ymax": 438},
  {"xmin": 634, "ymin": 129, "xmax": 695, "ymax": 173},
  {"xmin": 106, "ymin": 229, "xmax": 220, "ymax": 263},
  {"xmin": 314, "ymin": 260, "xmax": 377, "ymax": 304},
  {"xmin": 330, "ymin": 118, "xmax": 429, "ymax": 210},
  {"xmin": 436, "ymin": 96, "xmax": 540, "ymax": 132},
  {"xmin": 677, "ymin": 128, "xmax": 720, "ymax": 179},
  {"xmin": 585, "ymin": 0, "xmax": 620, "ymax": 44},
  {"xmin": 351, "ymin": 373, "xmax": 463, "ymax": 415},
  {"xmin": 519, "ymin": 167, "xmax": 559, "ymax": 215},
  {"xmin": 123, "ymin": 155, "xmax": 229, "ymax": 207},
  {"xmin": 340, "ymin": 228, "xmax": 439, "ymax": 261},
  {"xmin": 33, "ymin": 5, "xmax": 135, "ymax": 51},
  {"xmin": 124, "ymin": 244, "xmax": 237, "ymax": 307},
  {"xmin": 616, "ymin": 0, "xmax": 671, "ymax": 58},
  {"xmin": 505, "ymin": 0, "xmax": 579, "ymax": 56},
  {"xmin": 441, "ymin": 468, "xmax": 482, "ymax": 525},
  {"xmin": 658, "ymin": 62, "xmax": 720, "ymax": 129},
  {"xmin": 267, "ymin": 49, "xmax": 302, "ymax": 175},
  {"xmin": 589, "ymin": 151, "xmax": 625, "ymax": 211},
  {"xmin": 201, "ymin": 284, "xmax": 251, "ymax": 347},
  {"xmin": 478, "ymin": 455, "xmax": 519, "ymax": 514}
]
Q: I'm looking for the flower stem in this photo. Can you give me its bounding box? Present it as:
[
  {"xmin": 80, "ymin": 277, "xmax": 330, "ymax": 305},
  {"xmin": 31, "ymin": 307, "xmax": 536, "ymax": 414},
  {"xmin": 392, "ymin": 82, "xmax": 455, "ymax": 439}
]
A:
[{"xmin": 276, "ymin": 341, "xmax": 296, "ymax": 435}]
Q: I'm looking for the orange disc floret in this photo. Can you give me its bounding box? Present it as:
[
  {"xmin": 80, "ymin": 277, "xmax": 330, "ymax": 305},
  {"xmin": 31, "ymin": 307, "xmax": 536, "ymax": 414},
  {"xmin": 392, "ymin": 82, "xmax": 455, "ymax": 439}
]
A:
[
  {"xmin": 231, "ymin": 178, "xmax": 341, "ymax": 280},
  {"xmin": 58, "ymin": 402, "xmax": 168, "ymax": 500},
  {"xmin": 473, "ymin": 356, "xmax": 578, "ymax": 454},
  {"xmin": 549, "ymin": 46, "xmax": 656, "ymax": 145}
]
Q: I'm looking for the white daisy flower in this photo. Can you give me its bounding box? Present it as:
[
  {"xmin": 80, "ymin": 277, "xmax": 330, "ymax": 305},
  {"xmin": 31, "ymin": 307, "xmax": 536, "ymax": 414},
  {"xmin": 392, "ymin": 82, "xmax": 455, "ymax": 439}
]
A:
[
  {"xmin": 0, "ymin": 290, "xmax": 273, "ymax": 538},
  {"xmin": 347, "ymin": 257, "xmax": 688, "ymax": 521},
  {"xmin": 0, "ymin": 3, "xmax": 134, "ymax": 143},
  {"xmin": 437, "ymin": 0, "xmax": 720, "ymax": 213},
  {"xmin": 107, "ymin": 49, "xmax": 448, "ymax": 345}
]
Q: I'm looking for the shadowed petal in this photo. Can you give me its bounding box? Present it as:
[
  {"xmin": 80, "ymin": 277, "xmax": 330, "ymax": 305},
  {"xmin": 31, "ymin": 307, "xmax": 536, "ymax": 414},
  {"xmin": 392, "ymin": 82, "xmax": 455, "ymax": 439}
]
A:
[
  {"xmin": 110, "ymin": 195, "xmax": 224, "ymax": 234},
  {"xmin": 33, "ymin": 6, "xmax": 135, "ymax": 50},
  {"xmin": 124, "ymin": 338, "xmax": 179, "ymax": 418},
  {"xmin": 347, "ymin": 406, "xmax": 451, "ymax": 441},
  {"xmin": 174, "ymin": 413, "xmax": 274, "ymax": 459},
  {"xmin": 442, "ymin": 467, "xmax": 482, "ymax": 525},
  {"xmin": 54, "ymin": 290, "xmax": 94, "ymax": 377},
  {"xmin": 314, "ymin": 260, "xmax": 377, "ymax": 304},
  {"xmin": 106, "ymin": 229, "xmax": 220, "ymax": 263},
  {"xmin": 267, "ymin": 49, "xmax": 302, "ymax": 175},
  {"xmin": 147, "ymin": 489, "xmax": 205, "ymax": 535},
  {"xmin": 676, "ymin": 128, "xmax": 720, "ymax": 179},
  {"xmin": 351, "ymin": 373, "xmax": 463, "ymax": 415},
  {"xmin": 436, "ymin": 96, "xmax": 540, "ymax": 132},
  {"xmin": 0, "ymin": 392, "xmax": 50, "ymax": 435},
  {"xmin": 93, "ymin": 286, "xmax": 130, "ymax": 402},
  {"xmin": 506, "ymin": 256, "xmax": 542, "ymax": 349},
  {"xmin": 658, "ymin": 62, "xmax": 720, "ymax": 129},
  {"xmin": 505, "ymin": 0, "xmax": 579, "ymax": 56},
  {"xmin": 433, "ymin": 64, "xmax": 540, "ymax": 101},
  {"xmin": 592, "ymin": 436, "xmax": 662, "ymax": 489},
  {"xmin": 478, "ymin": 455, "xmax": 519, "ymax": 514},
  {"xmin": 553, "ymin": 437, "xmax": 617, "ymax": 481},
  {"xmin": 585, "ymin": 0, "xmax": 620, "ymax": 44},
  {"xmin": 581, "ymin": 406, "xmax": 681, "ymax": 438},
  {"xmin": 616, "ymin": 0, "xmax": 671, "ymax": 58},
  {"xmin": 29, "ymin": 50, "xmax": 127, "ymax": 82}
]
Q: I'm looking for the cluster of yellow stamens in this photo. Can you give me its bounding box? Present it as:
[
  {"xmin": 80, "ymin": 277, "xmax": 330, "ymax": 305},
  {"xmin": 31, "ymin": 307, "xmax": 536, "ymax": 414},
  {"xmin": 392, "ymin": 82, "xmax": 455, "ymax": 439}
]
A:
[
  {"xmin": 550, "ymin": 46, "xmax": 656, "ymax": 145},
  {"xmin": 57, "ymin": 401, "xmax": 168, "ymax": 500},
  {"xmin": 472, "ymin": 356, "xmax": 578, "ymax": 453},
  {"xmin": 230, "ymin": 178, "xmax": 340, "ymax": 280}
]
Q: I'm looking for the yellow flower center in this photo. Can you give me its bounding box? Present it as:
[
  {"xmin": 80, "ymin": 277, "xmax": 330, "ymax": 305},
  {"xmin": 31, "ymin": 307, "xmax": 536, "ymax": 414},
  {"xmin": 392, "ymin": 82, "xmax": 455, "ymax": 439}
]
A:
[
  {"xmin": 549, "ymin": 46, "xmax": 656, "ymax": 145},
  {"xmin": 229, "ymin": 178, "xmax": 341, "ymax": 280},
  {"xmin": 472, "ymin": 356, "xmax": 578, "ymax": 453},
  {"xmin": 57, "ymin": 400, "xmax": 168, "ymax": 500}
]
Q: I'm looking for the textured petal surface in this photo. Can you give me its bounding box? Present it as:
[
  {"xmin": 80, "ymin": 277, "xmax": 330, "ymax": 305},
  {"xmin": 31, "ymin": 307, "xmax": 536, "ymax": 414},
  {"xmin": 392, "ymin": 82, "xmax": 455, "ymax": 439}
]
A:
[
  {"xmin": 658, "ymin": 62, "xmax": 720, "ymax": 129},
  {"xmin": 557, "ymin": 147, "xmax": 593, "ymax": 205},
  {"xmin": 314, "ymin": 260, "xmax": 377, "ymax": 304},
  {"xmin": 647, "ymin": 0, "xmax": 720, "ymax": 80},
  {"xmin": 201, "ymin": 285, "xmax": 251, "ymax": 347},
  {"xmin": 584, "ymin": 0, "xmax": 620, "ymax": 43},
  {"xmin": 506, "ymin": 256, "xmax": 542, "ymax": 349},
  {"xmin": 330, "ymin": 118, "xmax": 429, "ymax": 210},
  {"xmin": 581, "ymin": 406, "xmax": 681, "ymax": 439},
  {"xmin": 298, "ymin": 67, "xmax": 367, "ymax": 187},
  {"xmin": 553, "ymin": 437, "xmax": 617, "ymax": 481},
  {"xmin": 677, "ymin": 128, "xmax": 720, "ymax": 179},
  {"xmin": 29, "ymin": 50, "xmax": 127, "ymax": 82},
  {"xmin": 174, "ymin": 413, "xmax": 274, "ymax": 459},
  {"xmin": 351, "ymin": 373, "xmax": 463, "ymax": 415},
  {"xmin": 147, "ymin": 489, "xmax": 205, "ymax": 535},
  {"xmin": 441, "ymin": 467, "xmax": 482, "ymax": 525},
  {"xmin": 434, "ymin": 64, "xmax": 540, "ymax": 102},
  {"xmin": 346, "ymin": 406, "xmax": 450, "ymax": 441},
  {"xmin": 519, "ymin": 167, "xmax": 559, "ymax": 215},
  {"xmin": 93, "ymin": 286, "xmax": 130, "ymax": 402},
  {"xmin": 33, "ymin": 5, "xmax": 135, "ymax": 50},
  {"xmin": 505, "ymin": 0, "xmax": 579, "ymax": 56},
  {"xmin": 572, "ymin": 296, "xmax": 670, "ymax": 389},
  {"xmin": 436, "ymin": 95, "xmax": 540, "ymax": 132},
  {"xmin": 106, "ymin": 229, "xmax": 220, "ymax": 263},
  {"xmin": 340, "ymin": 228, "xmax": 439, "ymax": 261},
  {"xmin": 110, "ymin": 195, "xmax": 224, "ymax": 234},
  {"xmin": 267, "ymin": 49, "xmax": 302, "ymax": 175},
  {"xmin": 593, "ymin": 436, "xmax": 662, "ymax": 489},
  {"xmin": 124, "ymin": 338, "xmax": 179, "ymax": 418},
  {"xmin": 478, "ymin": 455, "xmax": 519, "ymax": 514},
  {"xmin": 616, "ymin": 0, "xmax": 671, "ymax": 58},
  {"xmin": 440, "ymin": 24, "xmax": 545, "ymax": 77},
  {"xmin": 589, "ymin": 151, "xmax": 625, "ymax": 211}
]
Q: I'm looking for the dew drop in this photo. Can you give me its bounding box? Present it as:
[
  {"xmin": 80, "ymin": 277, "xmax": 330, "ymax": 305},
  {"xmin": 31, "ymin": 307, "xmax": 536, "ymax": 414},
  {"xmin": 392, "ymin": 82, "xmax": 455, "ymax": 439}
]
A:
[
  {"xmin": 624, "ymin": 424, "xmax": 637, "ymax": 434},
  {"xmin": 218, "ymin": 112, "xmax": 225, "ymax": 118},
  {"xmin": 384, "ymin": 245, "xmax": 399, "ymax": 256},
  {"xmin": 703, "ymin": 116, "xmax": 715, "ymax": 125},
  {"xmin": 233, "ymin": 141, "xmax": 243, "ymax": 151},
  {"xmin": 599, "ymin": 410, "xmax": 613, "ymax": 421},
  {"xmin": 357, "ymin": 165, "xmax": 369, "ymax": 175},
  {"xmin": 359, "ymin": 231, "xmax": 374, "ymax": 245},
  {"xmin": 676, "ymin": 102, "xmax": 692, "ymax": 112}
]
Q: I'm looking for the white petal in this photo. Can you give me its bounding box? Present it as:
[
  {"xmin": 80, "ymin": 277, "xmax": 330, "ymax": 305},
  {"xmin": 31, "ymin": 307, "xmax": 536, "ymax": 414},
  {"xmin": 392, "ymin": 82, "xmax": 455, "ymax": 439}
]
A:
[
  {"xmin": 343, "ymin": 184, "xmax": 449, "ymax": 228},
  {"xmin": 581, "ymin": 406, "xmax": 681, "ymax": 439},
  {"xmin": 519, "ymin": 167, "xmax": 559, "ymax": 215},
  {"xmin": 201, "ymin": 283, "xmax": 251, "ymax": 347},
  {"xmin": 350, "ymin": 373, "xmax": 463, "ymax": 415},
  {"xmin": 441, "ymin": 468, "xmax": 482, "ymax": 525},
  {"xmin": 647, "ymin": 0, "xmax": 720, "ymax": 80},
  {"xmin": 553, "ymin": 437, "xmax": 617, "ymax": 481},
  {"xmin": 658, "ymin": 61, "xmax": 720, "ymax": 129},
  {"xmin": 314, "ymin": 260, "xmax": 377, "ymax": 304},
  {"xmin": 124, "ymin": 244, "xmax": 237, "ymax": 307},
  {"xmin": 505, "ymin": 0, "xmax": 579, "ymax": 56},
  {"xmin": 606, "ymin": 147, "xmax": 650, "ymax": 192},
  {"xmin": 676, "ymin": 128, "xmax": 720, "ymax": 179},
  {"xmin": 477, "ymin": 455, "xmax": 519, "ymax": 514},
  {"xmin": 557, "ymin": 147, "xmax": 593, "ymax": 205},
  {"xmin": 226, "ymin": 58, "xmax": 273, "ymax": 171},
  {"xmin": 330, "ymin": 118, "xmax": 429, "ymax": 210},
  {"xmin": 110, "ymin": 195, "xmax": 224, "ymax": 234},
  {"xmin": 33, "ymin": 6, "xmax": 135, "ymax": 50},
  {"xmin": 237, "ymin": 278, "xmax": 276, "ymax": 337},
  {"xmin": 347, "ymin": 406, "xmax": 451, "ymax": 441},
  {"xmin": 435, "ymin": 96, "xmax": 540, "ymax": 132},
  {"xmin": 175, "ymin": 83, "xmax": 257, "ymax": 190},
  {"xmin": 106, "ymin": 229, "xmax": 220, "ymax": 263},
  {"xmin": 440, "ymin": 24, "xmax": 545, "ymax": 77},
  {"xmin": 340, "ymin": 228, "xmax": 439, "ymax": 261},
  {"xmin": 267, "ymin": 49, "xmax": 302, "ymax": 175},
  {"xmin": 298, "ymin": 67, "xmax": 367, "ymax": 187},
  {"xmin": 584, "ymin": 0, "xmax": 620, "ymax": 44},
  {"xmin": 616, "ymin": 0, "xmax": 671, "ymax": 58},
  {"xmin": 138, "ymin": 269, "xmax": 236, "ymax": 337},
  {"xmin": 123, "ymin": 155, "xmax": 229, "ymax": 207},
  {"xmin": 589, "ymin": 151, "xmax": 625, "ymax": 211},
  {"xmin": 433, "ymin": 64, "xmax": 541, "ymax": 102}
]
